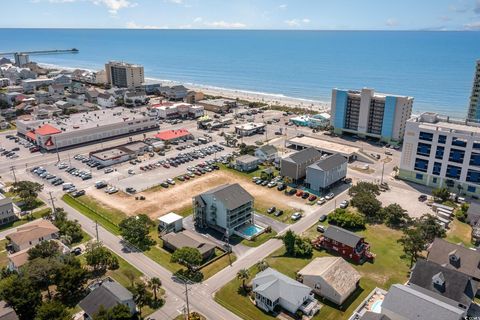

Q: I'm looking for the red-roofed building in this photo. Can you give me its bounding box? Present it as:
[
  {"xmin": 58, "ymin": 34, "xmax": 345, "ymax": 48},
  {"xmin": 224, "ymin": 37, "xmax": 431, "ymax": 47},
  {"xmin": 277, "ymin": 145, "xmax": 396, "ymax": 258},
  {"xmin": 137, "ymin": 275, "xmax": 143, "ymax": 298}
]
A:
[
  {"xmin": 35, "ymin": 124, "xmax": 62, "ymax": 136},
  {"xmin": 155, "ymin": 129, "xmax": 193, "ymax": 142}
]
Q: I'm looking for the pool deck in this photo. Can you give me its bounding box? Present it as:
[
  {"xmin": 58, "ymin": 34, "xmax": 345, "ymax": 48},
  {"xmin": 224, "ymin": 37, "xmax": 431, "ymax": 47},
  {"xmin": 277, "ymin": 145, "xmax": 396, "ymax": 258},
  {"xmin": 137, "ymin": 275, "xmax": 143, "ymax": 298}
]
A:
[
  {"xmin": 347, "ymin": 287, "xmax": 387, "ymax": 320},
  {"xmin": 235, "ymin": 223, "xmax": 266, "ymax": 240}
]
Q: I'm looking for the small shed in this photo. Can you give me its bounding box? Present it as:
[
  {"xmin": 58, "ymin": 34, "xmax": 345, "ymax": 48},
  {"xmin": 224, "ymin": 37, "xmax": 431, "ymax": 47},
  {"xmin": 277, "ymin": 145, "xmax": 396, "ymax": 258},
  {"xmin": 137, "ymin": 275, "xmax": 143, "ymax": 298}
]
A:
[{"xmin": 157, "ymin": 212, "xmax": 183, "ymax": 234}]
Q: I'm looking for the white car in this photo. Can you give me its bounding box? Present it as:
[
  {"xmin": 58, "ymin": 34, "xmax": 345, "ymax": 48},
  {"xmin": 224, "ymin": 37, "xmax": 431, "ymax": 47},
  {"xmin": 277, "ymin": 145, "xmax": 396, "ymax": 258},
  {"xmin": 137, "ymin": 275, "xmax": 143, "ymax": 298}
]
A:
[
  {"xmin": 167, "ymin": 178, "xmax": 176, "ymax": 185},
  {"xmin": 104, "ymin": 168, "xmax": 114, "ymax": 174},
  {"xmin": 325, "ymin": 193, "xmax": 335, "ymax": 200},
  {"xmin": 291, "ymin": 212, "xmax": 302, "ymax": 221},
  {"xmin": 128, "ymin": 169, "xmax": 135, "ymax": 175},
  {"xmin": 317, "ymin": 198, "xmax": 326, "ymax": 205}
]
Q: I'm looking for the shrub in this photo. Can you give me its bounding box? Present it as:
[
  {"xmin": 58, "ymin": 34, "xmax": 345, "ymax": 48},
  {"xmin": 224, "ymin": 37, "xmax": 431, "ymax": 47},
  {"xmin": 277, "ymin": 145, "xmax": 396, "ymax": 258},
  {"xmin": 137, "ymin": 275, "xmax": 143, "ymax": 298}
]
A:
[{"xmin": 327, "ymin": 208, "xmax": 366, "ymax": 230}]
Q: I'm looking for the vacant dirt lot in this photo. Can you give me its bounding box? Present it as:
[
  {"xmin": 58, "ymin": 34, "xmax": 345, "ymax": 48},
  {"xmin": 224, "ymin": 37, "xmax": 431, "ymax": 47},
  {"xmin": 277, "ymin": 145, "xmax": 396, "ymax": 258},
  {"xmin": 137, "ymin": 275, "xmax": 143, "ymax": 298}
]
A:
[{"xmin": 87, "ymin": 170, "xmax": 310, "ymax": 219}]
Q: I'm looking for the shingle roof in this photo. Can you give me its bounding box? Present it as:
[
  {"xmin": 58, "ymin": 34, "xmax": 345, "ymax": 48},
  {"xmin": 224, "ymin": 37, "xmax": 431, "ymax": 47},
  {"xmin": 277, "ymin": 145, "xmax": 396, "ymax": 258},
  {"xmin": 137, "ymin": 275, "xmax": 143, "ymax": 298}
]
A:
[
  {"xmin": 283, "ymin": 147, "xmax": 321, "ymax": 165},
  {"xmin": 161, "ymin": 230, "xmax": 216, "ymax": 255},
  {"xmin": 298, "ymin": 257, "xmax": 361, "ymax": 296},
  {"xmin": 382, "ymin": 284, "xmax": 465, "ymax": 320},
  {"xmin": 324, "ymin": 225, "xmax": 363, "ymax": 248},
  {"xmin": 98, "ymin": 93, "xmax": 113, "ymax": 100},
  {"xmin": 427, "ymin": 238, "xmax": 480, "ymax": 280},
  {"xmin": 0, "ymin": 197, "xmax": 13, "ymax": 207},
  {"xmin": 236, "ymin": 154, "xmax": 260, "ymax": 164},
  {"xmin": 257, "ymin": 145, "xmax": 277, "ymax": 156},
  {"xmin": 203, "ymin": 183, "xmax": 253, "ymax": 210},
  {"xmin": 79, "ymin": 280, "xmax": 133, "ymax": 317},
  {"xmin": 409, "ymin": 259, "xmax": 476, "ymax": 307},
  {"xmin": 308, "ymin": 153, "xmax": 347, "ymax": 171},
  {"xmin": 359, "ymin": 312, "xmax": 391, "ymax": 320},
  {"xmin": 7, "ymin": 220, "xmax": 59, "ymax": 246}
]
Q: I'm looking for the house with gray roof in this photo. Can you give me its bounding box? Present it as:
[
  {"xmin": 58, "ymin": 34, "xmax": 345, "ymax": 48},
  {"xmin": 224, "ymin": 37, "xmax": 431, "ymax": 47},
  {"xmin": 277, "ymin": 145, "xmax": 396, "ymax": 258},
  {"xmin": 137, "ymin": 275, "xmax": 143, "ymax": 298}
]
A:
[
  {"xmin": 161, "ymin": 229, "xmax": 216, "ymax": 260},
  {"xmin": 252, "ymin": 268, "xmax": 319, "ymax": 317},
  {"xmin": 193, "ymin": 183, "xmax": 254, "ymax": 235},
  {"xmin": 305, "ymin": 153, "xmax": 348, "ymax": 191},
  {"xmin": 255, "ymin": 144, "xmax": 278, "ymax": 162},
  {"xmin": 381, "ymin": 284, "xmax": 465, "ymax": 320},
  {"xmin": 280, "ymin": 147, "xmax": 322, "ymax": 182},
  {"xmin": 0, "ymin": 198, "xmax": 16, "ymax": 226},
  {"xmin": 408, "ymin": 259, "xmax": 476, "ymax": 311},
  {"xmin": 235, "ymin": 154, "xmax": 261, "ymax": 172},
  {"xmin": 427, "ymin": 238, "xmax": 480, "ymax": 283},
  {"xmin": 78, "ymin": 279, "xmax": 136, "ymax": 319}
]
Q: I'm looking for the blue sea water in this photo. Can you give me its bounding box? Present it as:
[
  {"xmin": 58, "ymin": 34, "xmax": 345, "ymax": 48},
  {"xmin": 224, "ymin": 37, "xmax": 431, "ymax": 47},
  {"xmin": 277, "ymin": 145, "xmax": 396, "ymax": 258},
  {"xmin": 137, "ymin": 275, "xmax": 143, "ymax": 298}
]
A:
[{"xmin": 1, "ymin": 29, "xmax": 479, "ymax": 117}]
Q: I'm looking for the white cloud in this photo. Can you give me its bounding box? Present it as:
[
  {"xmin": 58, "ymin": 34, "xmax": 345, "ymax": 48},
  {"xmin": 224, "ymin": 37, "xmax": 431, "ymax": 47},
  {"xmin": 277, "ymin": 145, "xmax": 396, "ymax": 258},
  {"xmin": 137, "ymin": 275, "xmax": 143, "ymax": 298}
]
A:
[
  {"xmin": 203, "ymin": 21, "xmax": 246, "ymax": 29},
  {"xmin": 464, "ymin": 21, "xmax": 480, "ymax": 29},
  {"xmin": 385, "ymin": 18, "xmax": 399, "ymax": 27},
  {"xmin": 279, "ymin": 4, "xmax": 287, "ymax": 9},
  {"xmin": 284, "ymin": 18, "xmax": 311, "ymax": 27},
  {"xmin": 125, "ymin": 21, "xmax": 166, "ymax": 29},
  {"xmin": 167, "ymin": 0, "xmax": 183, "ymax": 3},
  {"xmin": 92, "ymin": 0, "xmax": 137, "ymax": 14},
  {"xmin": 193, "ymin": 17, "xmax": 203, "ymax": 23}
]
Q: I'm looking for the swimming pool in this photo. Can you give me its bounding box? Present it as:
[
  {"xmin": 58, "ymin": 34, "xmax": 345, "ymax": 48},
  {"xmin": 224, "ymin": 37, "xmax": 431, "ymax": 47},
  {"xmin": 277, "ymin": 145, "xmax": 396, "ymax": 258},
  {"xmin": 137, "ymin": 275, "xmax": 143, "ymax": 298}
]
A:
[
  {"xmin": 235, "ymin": 224, "xmax": 265, "ymax": 240},
  {"xmin": 370, "ymin": 300, "xmax": 382, "ymax": 313}
]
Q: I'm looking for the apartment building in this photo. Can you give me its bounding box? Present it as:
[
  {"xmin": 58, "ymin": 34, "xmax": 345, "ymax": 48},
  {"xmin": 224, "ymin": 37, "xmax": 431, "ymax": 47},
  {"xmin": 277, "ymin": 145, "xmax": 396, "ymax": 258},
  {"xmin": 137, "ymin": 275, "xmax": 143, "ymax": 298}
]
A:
[
  {"xmin": 105, "ymin": 61, "xmax": 144, "ymax": 88},
  {"xmin": 399, "ymin": 112, "xmax": 480, "ymax": 197},
  {"xmin": 193, "ymin": 183, "xmax": 254, "ymax": 235},
  {"xmin": 468, "ymin": 60, "xmax": 480, "ymax": 122},
  {"xmin": 330, "ymin": 88, "xmax": 413, "ymax": 143},
  {"xmin": 16, "ymin": 107, "xmax": 158, "ymax": 151}
]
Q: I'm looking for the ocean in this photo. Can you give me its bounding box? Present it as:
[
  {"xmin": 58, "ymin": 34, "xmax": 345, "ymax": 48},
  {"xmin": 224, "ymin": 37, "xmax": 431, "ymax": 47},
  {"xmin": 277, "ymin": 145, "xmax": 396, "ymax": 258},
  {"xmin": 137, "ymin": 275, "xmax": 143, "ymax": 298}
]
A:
[{"xmin": 0, "ymin": 29, "xmax": 479, "ymax": 117}]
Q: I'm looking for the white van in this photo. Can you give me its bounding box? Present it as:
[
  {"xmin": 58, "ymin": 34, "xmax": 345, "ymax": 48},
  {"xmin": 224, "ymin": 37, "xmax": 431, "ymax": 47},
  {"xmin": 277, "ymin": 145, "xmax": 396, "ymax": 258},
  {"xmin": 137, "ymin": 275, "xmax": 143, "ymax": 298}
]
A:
[{"xmin": 62, "ymin": 182, "xmax": 74, "ymax": 190}]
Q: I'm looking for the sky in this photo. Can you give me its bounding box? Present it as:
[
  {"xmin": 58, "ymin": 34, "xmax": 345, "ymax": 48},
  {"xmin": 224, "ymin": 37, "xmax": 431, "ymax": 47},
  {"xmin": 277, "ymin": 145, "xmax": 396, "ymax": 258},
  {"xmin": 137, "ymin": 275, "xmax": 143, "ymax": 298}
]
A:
[{"xmin": 2, "ymin": 0, "xmax": 480, "ymax": 30}]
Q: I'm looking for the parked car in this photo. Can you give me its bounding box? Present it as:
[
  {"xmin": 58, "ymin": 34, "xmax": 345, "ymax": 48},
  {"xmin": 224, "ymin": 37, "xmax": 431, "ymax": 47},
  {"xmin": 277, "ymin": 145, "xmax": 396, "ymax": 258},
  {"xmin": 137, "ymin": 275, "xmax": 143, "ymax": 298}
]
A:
[
  {"xmin": 167, "ymin": 178, "xmax": 176, "ymax": 185},
  {"xmin": 418, "ymin": 194, "xmax": 428, "ymax": 202},
  {"xmin": 71, "ymin": 247, "xmax": 82, "ymax": 255},
  {"xmin": 308, "ymin": 195, "xmax": 317, "ymax": 202},
  {"xmin": 317, "ymin": 198, "xmax": 326, "ymax": 205},
  {"xmin": 267, "ymin": 207, "xmax": 276, "ymax": 214},
  {"xmin": 316, "ymin": 225, "xmax": 325, "ymax": 233},
  {"xmin": 104, "ymin": 168, "xmax": 114, "ymax": 174},
  {"xmin": 343, "ymin": 178, "xmax": 352, "ymax": 184},
  {"xmin": 291, "ymin": 212, "xmax": 302, "ymax": 221},
  {"xmin": 301, "ymin": 192, "xmax": 310, "ymax": 199},
  {"xmin": 319, "ymin": 214, "xmax": 327, "ymax": 222},
  {"xmin": 274, "ymin": 210, "xmax": 284, "ymax": 217},
  {"xmin": 296, "ymin": 190, "xmax": 304, "ymax": 197},
  {"xmin": 339, "ymin": 200, "xmax": 349, "ymax": 209},
  {"xmin": 277, "ymin": 183, "xmax": 286, "ymax": 191},
  {"xmin": 161, "ymin": 182, "xmax": 169, "ymax": 188},
  {"xmin": 72, "ymin": 190, "xmax": 85, "ymax": 197},
  {"xmin": 126, "ymin": 187, "xmax": 136, "ymax": 194},
  {"xmin": 287, "ymin": 188, "xmax": 297, "ymax": 196},
  {"xmin": 325, "ymin": 193, "xmax": 335, "ymax": 200}
]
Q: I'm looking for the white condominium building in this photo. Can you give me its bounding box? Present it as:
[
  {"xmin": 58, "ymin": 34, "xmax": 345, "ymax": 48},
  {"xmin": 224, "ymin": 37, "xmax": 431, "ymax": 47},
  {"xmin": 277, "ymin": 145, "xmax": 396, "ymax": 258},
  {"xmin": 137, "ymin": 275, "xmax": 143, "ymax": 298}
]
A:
[{"xmin": 399, "ymin": 112, "xmax": 480, "ymax": 197}]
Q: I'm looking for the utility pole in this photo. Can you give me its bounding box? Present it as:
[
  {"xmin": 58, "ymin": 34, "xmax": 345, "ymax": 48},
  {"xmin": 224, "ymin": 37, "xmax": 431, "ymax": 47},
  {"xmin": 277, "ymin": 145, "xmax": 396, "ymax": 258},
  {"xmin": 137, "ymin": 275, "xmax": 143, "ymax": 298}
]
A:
[
  {"xmin": 48, "ymin": 191, "xmax": 56, "ymax": 212},
  {"xmin": 10, "ymin": 166, "xmax": 17, "ymax": 184},
  {"xmin": 95, "ymin": 220, "xmax": 99, "ymax": 242},
  {"xmin": 380, "ymin": 162, "xmax": 385, "ymax": 184}
]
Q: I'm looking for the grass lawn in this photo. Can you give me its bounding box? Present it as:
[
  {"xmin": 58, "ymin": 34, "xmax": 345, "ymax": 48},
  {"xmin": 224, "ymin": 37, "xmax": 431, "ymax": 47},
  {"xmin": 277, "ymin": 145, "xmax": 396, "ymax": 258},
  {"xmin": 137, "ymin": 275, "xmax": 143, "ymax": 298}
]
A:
[
  {"xmin": 0, "ymin": 207, "xmax": 52, "ymax": 233},
  {"xmin": 215, "ymin": 224, "xmax": 410, "ymax": 320},
  {"xmin": 446, "ymin": 219, "xmax": 473, "ymax": 248},
  {"xmin": 201, "ymin": 250, "xmax": 237, "ymax": 280},
  {"xmin": 239, "ymin": 230, "xmax": 278, "ymax": 248},
  {"xmin": 218, "ymin": 163, "xmax": 279, "ymax": 180},
  {"xmin": 0, "ymin": 239, "xmax": 8, "ymax": 268},
  {"xmin": 62, "ymin": 194, "xmax": 123, "ymax": 235},
  {"xmin": 176, "ymin": 206, "xmax": 193, "ymax": 218},
  {"xmin": 254, "ymin": 204, "xmax": 294, "ymax": 224}
]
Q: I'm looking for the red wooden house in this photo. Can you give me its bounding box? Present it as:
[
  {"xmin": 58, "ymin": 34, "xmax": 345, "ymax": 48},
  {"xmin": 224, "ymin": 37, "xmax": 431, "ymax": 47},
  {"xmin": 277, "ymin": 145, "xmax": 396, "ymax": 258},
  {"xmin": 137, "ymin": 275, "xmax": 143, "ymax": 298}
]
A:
[{"xmin": 315, "ymin": 225, "xmax": 374, "ymax": 264}]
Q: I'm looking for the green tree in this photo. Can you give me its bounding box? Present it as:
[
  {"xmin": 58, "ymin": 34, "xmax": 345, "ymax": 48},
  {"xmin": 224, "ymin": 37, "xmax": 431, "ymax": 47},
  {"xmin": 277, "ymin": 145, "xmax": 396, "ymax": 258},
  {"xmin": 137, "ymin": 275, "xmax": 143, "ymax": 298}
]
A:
[
  {"xmin": 94, "ymin": 304, "xmax": 133, "ymax": 320},
  {"xmin": 416, "ymin": 214, "xmax": 446, "ymax": 242},
  {"xmin": 84, "ymin": 242, "xmax": 119, "ymax": 275},
  {"xmin": 52, "ymin": 208, "xmax": 83, "ymax": 244},
  {"xmin": 351, "ymin": 192, "xmax": 382, "ymax": 221},
  {"xmin": 348, "ymin": 182, "xmax": 380, "ymax": 197},
  {"xmin": 236, "ymin": 268, "xmax": 250, "ymax": 291},
  {"xmin": 119, "ymin": 214, "xmax": 155, "ymax": 251},
  {"xmin": 11, "ymin": 181, "xmax": 43, "ymax": 210},
  {"xmin": 398, "ymin": 227, "xmax": 426, "ymax": 267},
  {"xmin": 24, "ymin": 257, "xmax": 61, "ymax": 300},
  {"xmin": 432, "ymin": 187, "xmax": 450, "ymax": 202},
  {"xmin": 148, "ymin": 277, "xmax": 162, "ymax": 301},
  {"xmin": 0, "ymin": 274, "xmax": 42, "ymax": 320},
  {"xmin": 34, "ymin": 300, "xmax": 70, "ymax": 320},
  {"xmin": 132, "ymin": 282, "xmax": 152, "ymax": 314},
  {"xmin": 382, "ymin": 204, "xmax": 412, "ymax": 229},
  {"xmin": 255, "ymin": 260, "xmax": 269, "ymax": 272},
  {"xmin": 282, "ymin": 230, "xmax": 296, "ymax": 256},
  {"xmin": 27, "ymin": 241, "xmax": 60, "ymax": 260},
  {"xmin": 55, "ymin": 263, "xmax": 88, "ymax": 306},
  {"xmin": 171, "ymin": 247, "xmax": 203, "ymax": 272},
  {"xmin": 327, "ymin": 208, "xmax": 366, "ymax": 230}
]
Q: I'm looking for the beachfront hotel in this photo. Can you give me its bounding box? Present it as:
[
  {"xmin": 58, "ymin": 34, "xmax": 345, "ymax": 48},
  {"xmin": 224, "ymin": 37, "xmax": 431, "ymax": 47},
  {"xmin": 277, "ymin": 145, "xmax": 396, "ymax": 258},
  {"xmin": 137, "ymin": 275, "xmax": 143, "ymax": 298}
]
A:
[
  {"xmin": 105, "ymin": 61, "xmax": 144, "ymax": 88},
  {"xmin": 399, "ymin": 112, "xmax": 480, "ymax": 197},
  {"xmin": 330, "ymin": 88, "xmax": 413, "ymax": 144},
  {"xmin": 468, "ymin": 60, "xmax": 480, "ymax": 122}
]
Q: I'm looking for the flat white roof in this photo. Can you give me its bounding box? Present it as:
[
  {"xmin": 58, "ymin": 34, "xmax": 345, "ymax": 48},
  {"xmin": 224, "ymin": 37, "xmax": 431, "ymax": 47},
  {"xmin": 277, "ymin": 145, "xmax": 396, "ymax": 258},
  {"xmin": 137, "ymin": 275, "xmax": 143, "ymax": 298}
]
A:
[
  {"xmin": 158, "ymin": 212, "xmax": 183, "ymax": 224},
  {"xmin": 288, "ymin": 136, "xmax": 360, "ymax": 156}
]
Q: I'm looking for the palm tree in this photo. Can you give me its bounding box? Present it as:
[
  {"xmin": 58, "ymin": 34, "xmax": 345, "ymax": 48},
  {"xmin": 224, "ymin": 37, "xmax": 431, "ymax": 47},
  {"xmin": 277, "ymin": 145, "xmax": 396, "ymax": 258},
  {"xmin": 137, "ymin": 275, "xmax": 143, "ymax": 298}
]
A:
[
  {"xmin": 256, "ymin": 260, "xmax": 269, "ymax": 272},
  {"xmin": 237, "ymin": 269, "xmax": 250, "ymax": 291},
  {"xmin": 148, "ymin": 277, "xmax": 162, "ymax": 301}
]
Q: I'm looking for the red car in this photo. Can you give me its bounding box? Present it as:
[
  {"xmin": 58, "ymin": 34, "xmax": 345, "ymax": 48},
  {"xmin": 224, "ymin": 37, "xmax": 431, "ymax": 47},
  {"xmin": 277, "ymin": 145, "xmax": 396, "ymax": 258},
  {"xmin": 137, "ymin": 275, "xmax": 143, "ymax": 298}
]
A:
[
  {"xmin": 296, "ymin": 190, "xmax": 304, "ymax": 197},
  {"xmin": 184, "ymin": 175, "xmax": 190, "ymax": 180},
  {"xmin": 163, "ymin": 164, "xmax": 170, "ymax": 168},
  {"xmin": 308, "ymin": 195, "xmax": 317, "ymax": 202}
]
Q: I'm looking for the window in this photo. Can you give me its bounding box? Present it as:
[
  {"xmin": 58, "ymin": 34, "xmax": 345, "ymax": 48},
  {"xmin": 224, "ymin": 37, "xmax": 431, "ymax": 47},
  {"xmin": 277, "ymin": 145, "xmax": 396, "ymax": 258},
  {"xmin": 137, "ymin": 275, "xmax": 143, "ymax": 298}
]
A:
[
  {"xmin": 467, "ymin": 169, "xmax": 480, "ymax": 185},
  {"xmin": 419, "ymin": 131, "xmax": 433, "ymax": 142},
  {"xmin": 468, "ymin": 186, "xmax": 477, "ymax": 193},
  {"xmin": 416, "ymin": 143, "xmax": 431, "ymax": 156},
  {"xmin": 470, "ymin": 153, "xmax": 480, "ymax": 166},
  {"xmin": 435, "ymin": 146, "xmax": 445, "ymax": 160},
  {"xmin": 432, "ymin": 177, "xmax": 438, "ymax": 184},
  {"xmin": 473, "ymin": 142, "xmax": 480, "ymax": 150},
  {"xmin": 446, "ymin": 165, "xmax": 462, "ymax": 179},
  {"xmin": 449, "ymin": 149, "xmax": 465, "ymax": 164},
  {"xmin": 414, "ymin": 158, "xmax": 429, "ymax": 172},
  {"xmin": 416, "ymin": 173, "xmax": 424, "ymax": 180},
  {"xmin": 452, "ymin": 137, "xmax": 467, "ymax": 148},
  {"xmin": 432, "ymin": 162, "xmax": 442, "ymax": 176},
  {"xmin": 438, "ymin": 135, "xmax": 447, "ymax": 144}
]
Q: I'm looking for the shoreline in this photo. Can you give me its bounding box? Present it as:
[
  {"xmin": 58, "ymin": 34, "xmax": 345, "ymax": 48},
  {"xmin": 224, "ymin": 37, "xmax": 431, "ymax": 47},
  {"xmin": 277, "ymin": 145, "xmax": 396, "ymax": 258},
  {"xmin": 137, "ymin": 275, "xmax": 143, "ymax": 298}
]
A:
[{"xmin": 38, "ymin": 62, "xmax": 331, "ymax": 113}]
